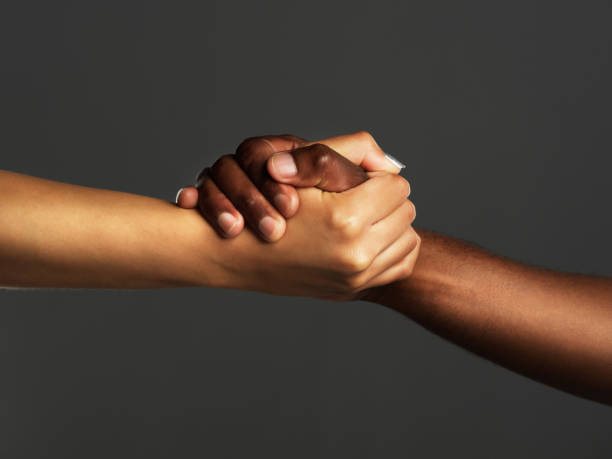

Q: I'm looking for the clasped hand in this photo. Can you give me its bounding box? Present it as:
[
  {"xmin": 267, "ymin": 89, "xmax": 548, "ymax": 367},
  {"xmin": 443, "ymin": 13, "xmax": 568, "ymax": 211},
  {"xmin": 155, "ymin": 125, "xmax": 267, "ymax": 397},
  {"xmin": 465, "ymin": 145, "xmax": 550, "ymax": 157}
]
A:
[{"xmin": 176, "ymin": 132, "xmax": 420, "ymax": 301}]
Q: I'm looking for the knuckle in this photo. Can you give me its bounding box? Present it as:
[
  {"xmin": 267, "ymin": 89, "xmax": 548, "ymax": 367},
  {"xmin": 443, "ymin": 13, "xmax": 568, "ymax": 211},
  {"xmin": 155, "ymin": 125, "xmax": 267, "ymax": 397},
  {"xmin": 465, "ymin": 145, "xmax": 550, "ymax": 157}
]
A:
[
  {"xmin": 260, "ymin": 178, "xmax": 283, "ymax": 196},
  {"xmin": 210, "ymin": 154, "xmax": 235, "ymax": 177},
  {"xmin": 335, "ymin": 245, "xmax": 372, "ymax": 274},
  {"xmin": 218, "ymin": 186, "xmax": 263, "ymax": 215},
  {"xmin": 403, "ymin": 233, "xmax": 421, "ymax": 261},
  {"xmin": 355, "ymin": 130, "xmax": 377, "ymax": 148},
  {"xmin": 314, "ymin": 150, "xmax": 331, "ymax": 170},
  {"xmin": 309, "ymin": 144, "xmax": 336, "ymax": 187},
  {"xmin": 282, "ymin": 134, "xmax": 308, "ymax": 146},
  {"xmin": 402, "ymin": 260, "xmax": 415, "ymax": 277},
  {"xmin": 391, "ymin": 174, "xmax": 411, "ymax": 197},
  {"xmin": 407, "ymin": 200, "xmax": 416, "ymax": 222},
  {"xmin": 344, "ymin": 273, "xmax": 366, "ymax": 291},
  {"xmin": 235, "ymin": 136, "xmax": 262, "ymax": 155},
  {"xmin": 235, "ymin": 137, "xmax": 269, "ymax": 163},
  {"xmin": 328, "ymin": 208, "xmax": 363, "ymax": 238},
  {"xmin": 240, "ymin": 194, "xmax": 264, "ymax": 213},
  {"xmin": 197, "ymin": 192, "xmax": 216, "ymax": 211},
  {"xmin": 235, "ymin": 137, "xmax": 278, "ymax": 175},
  {"xmin": 308, "ymin": 143, "xmax": 333, "ymax": 168},
  {"xmin": 198, "ymin": 191, "xmax": 227, "ymax": 217},
  {"xmin": 197, "ymin": 183, "xmax": 215, "ymax": 203},
  {"xmin": 407, "ymin": 230, "xmax": 420, "ymax": 251}
]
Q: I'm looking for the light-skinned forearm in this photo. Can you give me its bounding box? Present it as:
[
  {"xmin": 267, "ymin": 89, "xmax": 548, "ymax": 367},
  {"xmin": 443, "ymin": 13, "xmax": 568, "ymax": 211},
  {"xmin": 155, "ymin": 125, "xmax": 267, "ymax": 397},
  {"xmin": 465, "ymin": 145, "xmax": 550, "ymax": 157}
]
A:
[
  {"xmin": 0, "ymin": 170, "xmax": 230, "ymax": 288},
  {"xmin": 367, "ymin": 230, "xmax": 612, "ymax": 405},
  {"xmin": 0, "ymin": 170, "xmax": 414, "ymax": 298}
]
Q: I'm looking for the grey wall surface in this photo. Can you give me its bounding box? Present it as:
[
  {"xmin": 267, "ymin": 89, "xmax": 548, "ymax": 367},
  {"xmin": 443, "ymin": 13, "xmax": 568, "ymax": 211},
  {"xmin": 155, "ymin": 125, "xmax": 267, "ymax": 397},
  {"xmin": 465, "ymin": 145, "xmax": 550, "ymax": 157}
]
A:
[{"xmin": 1, "ymin": 1, "xmax": 611, "ymax": 458}]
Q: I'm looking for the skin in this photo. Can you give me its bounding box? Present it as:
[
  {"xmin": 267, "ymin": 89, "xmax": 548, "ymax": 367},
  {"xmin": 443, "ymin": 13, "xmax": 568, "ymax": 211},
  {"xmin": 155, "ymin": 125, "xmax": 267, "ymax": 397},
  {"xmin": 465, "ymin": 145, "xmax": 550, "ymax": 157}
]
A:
[
  {"xmin": 179, "ymin": 132, "xmax": 612, "ymax": 405},
  {"xmin": 0, "ymin": 157, "xmax": 417, "ymax": 298},
  {"xmin": 368, "ymin": 231, "xmax": 612, "ymax": 405},
  {"xmin": 177, "ymin": 132, "xmax": 403, "ymax": 241}
]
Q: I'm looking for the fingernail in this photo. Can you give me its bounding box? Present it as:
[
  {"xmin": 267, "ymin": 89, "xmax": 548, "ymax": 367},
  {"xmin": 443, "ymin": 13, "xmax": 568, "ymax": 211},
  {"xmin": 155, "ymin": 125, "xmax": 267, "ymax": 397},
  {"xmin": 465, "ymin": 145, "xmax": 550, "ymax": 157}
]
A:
[
  {"xmin": 270, "ymin": 153, "xmax": 298, "ymax": 178},
  {"xmin": 273, "ymin": 194, "xmax": 291, "ymax": 215},
  {"xmin": 384, "ymin": 152, "xmax": 406, "ymax": 169},
  {"xmin": 218, "ymin": 212, "xmax": 239, "ymax": 235},
  {"xmin": 175, "ymin": 188, "xmax": 184, "ymax": 204},
  {"xmin": 258, "ymin": 215, "xmax": 279, "ymax": 239}
]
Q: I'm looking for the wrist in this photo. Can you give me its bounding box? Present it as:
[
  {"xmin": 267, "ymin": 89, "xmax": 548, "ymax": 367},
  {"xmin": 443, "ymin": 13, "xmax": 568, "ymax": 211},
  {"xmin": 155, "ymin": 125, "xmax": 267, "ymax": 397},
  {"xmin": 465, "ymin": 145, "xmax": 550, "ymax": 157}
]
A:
[
  {"xmin": 360, "ymin": 229, "xmax": 452, "ymax": 310},
  {"xmin": 186, "ymin": 224, "xmax": 264, "ymax": 291},
  {"xmin": 147, "ymin": 206, "xmax": 231, "ymax": 288}
]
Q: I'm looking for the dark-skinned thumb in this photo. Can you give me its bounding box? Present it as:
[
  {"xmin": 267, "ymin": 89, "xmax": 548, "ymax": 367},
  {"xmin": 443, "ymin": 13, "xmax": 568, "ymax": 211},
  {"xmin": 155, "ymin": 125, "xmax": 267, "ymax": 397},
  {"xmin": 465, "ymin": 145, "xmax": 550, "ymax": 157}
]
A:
[{"xmin": 266, "ymin": 143, "xmax": 369, "ymax": 192}]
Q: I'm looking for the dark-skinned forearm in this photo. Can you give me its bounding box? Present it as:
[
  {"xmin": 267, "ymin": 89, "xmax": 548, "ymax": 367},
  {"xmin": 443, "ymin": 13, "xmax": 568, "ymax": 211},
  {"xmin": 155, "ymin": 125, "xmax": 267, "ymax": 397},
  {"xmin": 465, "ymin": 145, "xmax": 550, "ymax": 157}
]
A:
[{"xmin": 367, "ymin": 229, "xmax": 612, "ymax": 405}]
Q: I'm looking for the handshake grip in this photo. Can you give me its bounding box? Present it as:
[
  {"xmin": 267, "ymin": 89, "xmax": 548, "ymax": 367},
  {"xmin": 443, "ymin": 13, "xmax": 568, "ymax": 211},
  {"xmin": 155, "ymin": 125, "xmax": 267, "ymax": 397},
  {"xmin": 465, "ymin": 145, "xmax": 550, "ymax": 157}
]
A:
[
  {"xmin": 176, "ymin": 133, "xmax": 418, "ymax": 300},
  {"xmin": 177, "ymin": 136, "xmax": 383, "ymax": 241}
]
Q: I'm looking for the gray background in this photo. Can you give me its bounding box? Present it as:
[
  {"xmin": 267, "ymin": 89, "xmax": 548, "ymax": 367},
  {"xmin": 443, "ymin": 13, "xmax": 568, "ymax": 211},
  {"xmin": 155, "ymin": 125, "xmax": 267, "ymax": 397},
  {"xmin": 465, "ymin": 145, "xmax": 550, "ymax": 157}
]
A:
[{"xmin": 1, "ymin": 1, "xmax": 611, "ymax": 457}]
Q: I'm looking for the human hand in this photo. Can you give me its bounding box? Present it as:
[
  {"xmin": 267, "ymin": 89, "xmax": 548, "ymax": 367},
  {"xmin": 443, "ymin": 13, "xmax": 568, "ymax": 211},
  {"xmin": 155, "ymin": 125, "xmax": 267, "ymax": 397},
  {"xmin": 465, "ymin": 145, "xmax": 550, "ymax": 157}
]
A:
[
  {"xmin": 176, "ymin": 132, "xmax": 405, "ymax": 241},
  {"xmin": 177, "ymin": 132, "xmax": 418, "ymax": 300},
  {"xmin": 210, "ymin": 168, "xmax": 417, "ymax": 300}
]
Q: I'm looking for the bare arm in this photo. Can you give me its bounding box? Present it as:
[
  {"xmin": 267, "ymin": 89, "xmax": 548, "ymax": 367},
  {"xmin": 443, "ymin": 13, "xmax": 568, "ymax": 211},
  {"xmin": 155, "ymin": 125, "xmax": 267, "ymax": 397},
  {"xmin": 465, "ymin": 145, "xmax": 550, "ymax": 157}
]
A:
[
  {"xmin": 0, "ymin": 167, "xmax": 415, "ymax": 298},
  {"xmin": 366, "ymin": 230, "xmax": 612, "ymax": 405},
  {"xmin": 0, "ymin": 170, "xmax": 227, "ymax": 288},
  {"xmin": 189, "ymin": 133, "xmax": 612, "ymax": 405}
]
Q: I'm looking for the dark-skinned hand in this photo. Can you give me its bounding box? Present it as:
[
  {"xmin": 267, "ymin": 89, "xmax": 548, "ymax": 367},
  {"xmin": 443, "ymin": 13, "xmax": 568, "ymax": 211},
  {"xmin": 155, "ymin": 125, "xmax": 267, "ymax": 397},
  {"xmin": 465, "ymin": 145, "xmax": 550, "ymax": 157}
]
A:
[{"xmin": 176, "ymin": 131, "xmax": 407, "ymax": 241}]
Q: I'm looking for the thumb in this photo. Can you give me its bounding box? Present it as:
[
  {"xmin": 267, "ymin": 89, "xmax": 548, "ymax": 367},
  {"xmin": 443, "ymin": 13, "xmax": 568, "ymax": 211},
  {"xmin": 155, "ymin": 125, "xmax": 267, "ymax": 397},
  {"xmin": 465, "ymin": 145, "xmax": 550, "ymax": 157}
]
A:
[
  {"xmin": 311, "ymin": 131, "xmax": 405, "ymax": 174},
  {"xmin": 267, "ymin": 143, "xmax": 369, "ymax": 192}
]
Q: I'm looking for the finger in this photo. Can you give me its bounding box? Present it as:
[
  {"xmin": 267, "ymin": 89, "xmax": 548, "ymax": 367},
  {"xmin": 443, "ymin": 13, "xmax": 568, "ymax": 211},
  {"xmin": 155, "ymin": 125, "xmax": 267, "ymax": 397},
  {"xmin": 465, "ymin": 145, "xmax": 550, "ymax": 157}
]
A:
[
  {"xmin": 196, "ymin": 169, "xmax": 244, "ymax": 238},
  {"xmin": 175, "ymin": 186, "xmax": 199, "ymax": 208},
  {"xmin": 259, "ymin": 181, "xmax": 300, "ymax": 218},
  {"xmin": 360, "ymin": 232, "xmax": 421, "ymax": 290},
  {"xmin": 355, "ymin": 229, "xmax": 419, "ymax": 288},
  {"xmin": 210, "ymin": 155, "xmax": 286, "ymax": 242},
  {"xmin": 340, "ymin": 201, "xmax": 415, "ymax": 284},
  {"xmin": 308, "ymin": 131, "xmax": 405, "ymax": 173},
  {"xmin": 334, "ymin": 172, "xmax": 411, "ymax": 223},
  {"xmin": 235, "ymin": 136, "xmax": 302, "ymax": 217},
  {"xmin": 267, "ymin": 143, "xmax": 369, "ymax": 191},
  {"xmin": 369, "ymin": 200, "xmax": 417, "ymax": 255},
  {"xmin": 243, "ymin": 134, "xmax": 308, "ymax": 154}
]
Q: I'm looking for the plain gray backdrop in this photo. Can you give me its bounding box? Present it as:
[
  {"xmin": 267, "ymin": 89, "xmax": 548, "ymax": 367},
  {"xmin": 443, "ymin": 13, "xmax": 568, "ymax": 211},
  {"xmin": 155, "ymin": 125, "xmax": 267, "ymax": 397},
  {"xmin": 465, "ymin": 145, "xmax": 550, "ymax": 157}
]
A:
[{"xmin": 1, "ymin": 1, "xmax": 611, "ymax": 458}]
